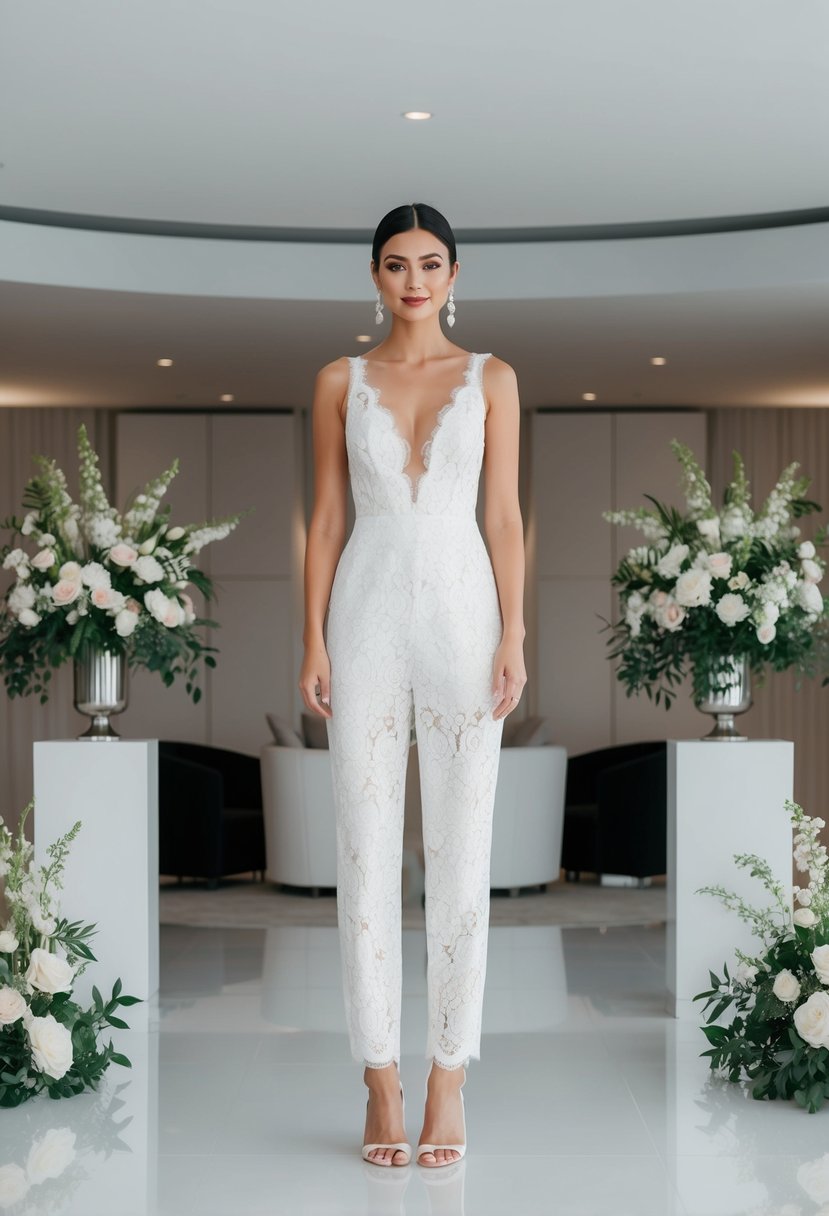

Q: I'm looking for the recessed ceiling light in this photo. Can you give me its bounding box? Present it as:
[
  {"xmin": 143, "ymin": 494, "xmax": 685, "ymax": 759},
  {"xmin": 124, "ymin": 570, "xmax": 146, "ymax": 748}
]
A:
[
  {"xmin": 356, "ymin": 334, "xmax": 372, "ymax": 343},
  {"xmin": 402, "ymin": 111, "xmax": 432, "ymax": 120},
  {"xmin": 650, "ymin": 356, "xmax": 667, "ymax": 365},
  {"xmin": 220, "ymin": 394, "xmax": 234, "ymax": 403},
  {"xmin": 157, "ymin": 358, "xmax": 174, "ymax": 367},
  {"xmin": 582, "ymin": 392, "xmax": 597, "ymax": 401}
]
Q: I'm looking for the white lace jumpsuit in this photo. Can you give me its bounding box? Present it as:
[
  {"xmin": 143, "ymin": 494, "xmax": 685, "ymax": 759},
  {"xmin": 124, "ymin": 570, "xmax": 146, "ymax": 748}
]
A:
[{"xmin": 325, "ymin": 351, "xmax": 505, "ymax": 1073}]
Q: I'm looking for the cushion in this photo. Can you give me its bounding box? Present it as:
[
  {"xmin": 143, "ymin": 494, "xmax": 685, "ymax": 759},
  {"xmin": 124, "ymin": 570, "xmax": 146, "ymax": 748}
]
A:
[
  {"xmin": 265, "ymin": 712, "xmax": 304, "ymax": 748},
  {"xmin": 502, "ymin": 715, "xmax": 553, "ymax": 747},
  {"xmin": 301, "ymin": 711, "xmax": 330, "ymax": 749}
]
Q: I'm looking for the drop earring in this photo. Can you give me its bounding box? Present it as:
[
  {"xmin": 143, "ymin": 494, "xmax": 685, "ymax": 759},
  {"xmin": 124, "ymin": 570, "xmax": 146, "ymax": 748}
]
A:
[
  {"xmin": 446, "ymin": 287, "xmax": 456, "ymax": 328},
  {"xmin": 375, "ymin": 289, "xmax": 384, "ymax": 326}
]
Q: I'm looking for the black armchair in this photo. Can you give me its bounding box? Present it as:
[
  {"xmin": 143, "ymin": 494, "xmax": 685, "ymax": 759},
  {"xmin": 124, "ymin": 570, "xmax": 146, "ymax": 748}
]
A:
[
  {"xmin": 561, "ymin": 741, "xmax": 667, "ymax": 883},
  {"xmin": 159, "ymin": 741, "xmax": 266, "ymax": 889}
]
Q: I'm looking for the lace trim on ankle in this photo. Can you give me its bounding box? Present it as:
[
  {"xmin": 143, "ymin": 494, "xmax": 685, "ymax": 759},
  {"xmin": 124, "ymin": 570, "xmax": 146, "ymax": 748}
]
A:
[
  {"xmin": 363, "ymin": 1057, "xmax": 399, "ymax": 1070},
  {"xmin": 431, "ymin": 1056, "xmax": 469, "ymax": 1072}
]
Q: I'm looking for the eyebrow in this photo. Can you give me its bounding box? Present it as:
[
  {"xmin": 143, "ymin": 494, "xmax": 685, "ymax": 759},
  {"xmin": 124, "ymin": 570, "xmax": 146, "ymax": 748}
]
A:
[{"xmin": 382, "ymin": 252, "xmax": 444, "ymax": 261}]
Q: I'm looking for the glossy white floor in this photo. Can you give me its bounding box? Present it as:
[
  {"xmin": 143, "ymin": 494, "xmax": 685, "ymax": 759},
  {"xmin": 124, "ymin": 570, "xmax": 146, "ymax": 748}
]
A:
[{"xmin": 2, "ymin": 916, "xmax": 826, "ymax": 1215}]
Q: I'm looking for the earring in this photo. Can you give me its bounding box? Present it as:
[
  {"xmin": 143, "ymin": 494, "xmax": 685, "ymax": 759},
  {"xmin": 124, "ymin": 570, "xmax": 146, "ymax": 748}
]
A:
[
  {"xmin": 375, "ymin": 289, "xmax": 384, "ymax": 326},
  {"xmin": 446, "ymin": 288, "xmax": 456, "ymax": 328}
]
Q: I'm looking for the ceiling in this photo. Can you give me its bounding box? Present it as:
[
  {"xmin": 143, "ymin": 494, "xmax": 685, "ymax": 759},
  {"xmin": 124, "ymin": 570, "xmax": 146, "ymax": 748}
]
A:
[{"xmin": 2, "ymin": 0, "xmax": 829, "ymax": 409}]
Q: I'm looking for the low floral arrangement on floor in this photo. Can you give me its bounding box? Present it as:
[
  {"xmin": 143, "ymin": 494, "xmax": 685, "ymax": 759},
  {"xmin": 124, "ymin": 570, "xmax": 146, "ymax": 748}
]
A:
[
  {"xmin": 600, "ymin": 440, "xmax": 829, "ymax": 706},
  {"xmin": 0, "ymin": 423, "xmax": 250, "ymax": 704},
  {"xmin": 693, "ymin": 797, "xmax": 829, "ymax": 1114},
  {"xmin": 0, "ymin": 800, "xmax": 141, "ymax": 1108}
]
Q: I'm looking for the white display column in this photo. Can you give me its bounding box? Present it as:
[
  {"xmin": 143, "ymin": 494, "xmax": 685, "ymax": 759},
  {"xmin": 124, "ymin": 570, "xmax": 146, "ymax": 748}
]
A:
[
  {"xmin": 667, "ymin": 739, "xmax": 794, "ymax": 1019},
  {"xmin": 33, "ymin": 740, "xmax": 159, "ymax": 1019}
]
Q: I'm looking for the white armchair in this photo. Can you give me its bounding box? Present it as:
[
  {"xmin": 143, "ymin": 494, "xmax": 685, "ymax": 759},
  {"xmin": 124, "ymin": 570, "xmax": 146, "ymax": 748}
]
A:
[{"xmin": 260, "ymin": 745, "xmax": 337, "ymax": 893}]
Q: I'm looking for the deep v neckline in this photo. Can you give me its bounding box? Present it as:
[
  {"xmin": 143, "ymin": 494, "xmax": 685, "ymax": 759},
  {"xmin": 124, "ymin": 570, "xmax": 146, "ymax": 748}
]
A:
[{"xmin": 355, "ymin": 352, "xmax": 477, "ymax": 504}]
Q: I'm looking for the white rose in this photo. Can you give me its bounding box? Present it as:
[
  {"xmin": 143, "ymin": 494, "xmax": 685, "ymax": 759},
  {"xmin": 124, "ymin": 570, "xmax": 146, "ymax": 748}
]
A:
[
  {"xmin": 674, "ymin": 568, "xmax": 713, "ymax": 607},
  {"xmin": 31, "ymin": 548, "xmax": 56, "ymax": 571},
  {"xmin": 794, "ymin": 991, "xmax": 829, "ymax": 1049},
  {"xmin": 812, "ymin": 945, "xmax": 829, "ymax": 985},
  {"xmin": 27, "ymin": 1012, "xmax": 74, "ymax": 1080},
  {"xmin": 797, "ymin": 581, "xmax": 824, "ymax": 615},
  {"xmin": 28, "ymin": 906, "xmax": 57, "ymax": 935},
  {"xmin": 0, "ymin": 1163, "xmax": 29, "ymax": 1207},
  {"xmin": 758, "ymin": 601, "xmax": 780, "ymax": 625},
  {"xmin": 715, "ymin": 593, "xmax": 751, "ymax": 626},
  {"xmin": 696, "ymin": 517, "xmax": 720, "ymax": 541},
  {"xmin": 90, "ymin": 584, "xmax": 123, "ymax": 611},
  {"xmin": 17, "ymin": 608, "xmax": 41, "ymax": 627},
  {"xmin": 727, "ymin": 570, "xmax": 750, "ymax": 591},
  {"xmin": 80, "ymin": 562, "xmax": 110, "ymax": 590},
  {"xmin": 165, "ymin": 526, "xmax": 185, "ymax": 541},
  {"xmin": 179, "ymin": 592, "xmax": 196, "ymax": 625},
  {"xmin": 0, "ymin": 929, "xmax": 19, "ymax": 952},
  {"xmin": 134, "ymin": 554, "xmax": 165, "ymax": 584},
  {"xmin": 26, "ymin": 1127, "xmax": 77, "ymax": 1184},
  {"xmin": 108, "ymin": 543, "xmax": 139, "ymax": 567},
  {"xmin": 794, "ymin": 906, "xmax": 819, "ymax": 928},
  {"xmin": 58, "ymin": 560, "xmax": 82, "ymax": 583},
  {"xmin": 25, "ymin": 947, "xmax": 73, "ymax": 994},
  {"xmin": 734, "ymin": 961, "xmax": 758, "ymax": 987},
  {"xmin": 802, "ymin": 558, "xmax": 823, "ymax": 583},
  {"xmin": 114, "ymin": 607, "xmax": 139, "ymax": 637},
  {"xmin": 163, "ymin": 599, "xmax": 186, "ymax": 628},
  {"xmin": 0, "ymin": 985, "xmax": 27, "ymax": 1025},
  {"xmin": 756, "ymin": 623, "xmax": 776, "ymax": 644},
  {"xmin": 798, "ymin": 540, "xmax": 816, "ymax": 559},
  {"xmin": 773, "ymin": 969, "xmax": 802, "ymax": 1003},
  {"xmin": 144, "ymin": 587, "xmax": 171, "ymax": 624},
  {"xmin": 656, "ymin": 543, "xmax": 689, "ymax": 578},
  {"xmin": 706, "ymin": 552, "xmax": 733, "ymax": 580},
  {"xmin": 656, "ymin": 598, "xmax": 686, "ymax": 632},
  {"xmin": 51, "ymin": 579, "xmax": 81, "ymax": 606}
]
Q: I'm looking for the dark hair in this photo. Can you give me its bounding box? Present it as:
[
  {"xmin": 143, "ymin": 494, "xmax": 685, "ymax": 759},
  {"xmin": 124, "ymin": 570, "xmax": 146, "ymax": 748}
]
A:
[{"xmin": 371, "ymin": 202, "xmax": 457, "ymax": 268}]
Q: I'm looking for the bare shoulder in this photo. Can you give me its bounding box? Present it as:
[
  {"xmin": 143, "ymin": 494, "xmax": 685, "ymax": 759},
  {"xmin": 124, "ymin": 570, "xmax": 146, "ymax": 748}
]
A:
[
  {"xmin": 481, "ymin": 355, "xmax": 518, "ymax": 417},
  {"xmin": 314, "ymin": 356, "xmax": 352, "ymax": 424}
]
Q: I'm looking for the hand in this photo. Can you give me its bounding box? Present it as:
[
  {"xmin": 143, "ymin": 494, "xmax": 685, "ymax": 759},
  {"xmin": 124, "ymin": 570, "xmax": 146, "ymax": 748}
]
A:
[
  {"xmin": 299, "ymin": 641, "xmax": 333, "ymax": 718},
  {"xmin": 491, "ymin": 636, "xmax": 527, "ymax": 720}
]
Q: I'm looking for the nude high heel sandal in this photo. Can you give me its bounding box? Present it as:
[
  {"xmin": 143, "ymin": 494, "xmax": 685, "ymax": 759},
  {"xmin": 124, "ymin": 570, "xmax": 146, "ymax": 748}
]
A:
[
  {"xmin": 362, "ymin": 1083, "xmax": 412, "ymax": 1167},
  {"xmin": 416, "ymin": 1071, "xmax": 467, "ymax": 1167}
]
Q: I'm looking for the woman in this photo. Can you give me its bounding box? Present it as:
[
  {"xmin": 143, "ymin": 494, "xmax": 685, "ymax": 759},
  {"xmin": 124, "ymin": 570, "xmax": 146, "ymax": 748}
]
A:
[{"xmin": 299, "ymin": 202, "xmax": 526, "ymax": 1168}]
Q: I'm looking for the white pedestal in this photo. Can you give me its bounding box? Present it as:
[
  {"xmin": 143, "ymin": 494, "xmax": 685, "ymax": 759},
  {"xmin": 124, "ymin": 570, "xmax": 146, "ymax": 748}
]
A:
[
  {"xmin": 666, "ymin": 739, "xmax": 794, "ymax": 1019},
  {"xmin": 32, "ymin": 739, "xmax": 159, "ymax": 1016}
]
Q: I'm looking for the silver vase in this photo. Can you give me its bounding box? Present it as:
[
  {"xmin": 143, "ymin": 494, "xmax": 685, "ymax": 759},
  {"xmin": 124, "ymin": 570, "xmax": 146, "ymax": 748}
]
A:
[
  {"xmin": 73, "ymin": 642, "xmax": 129, "ymax": 739},
  {"xmin": 693, "ymin": 654, "xmax": 752, "ymax": 742}
]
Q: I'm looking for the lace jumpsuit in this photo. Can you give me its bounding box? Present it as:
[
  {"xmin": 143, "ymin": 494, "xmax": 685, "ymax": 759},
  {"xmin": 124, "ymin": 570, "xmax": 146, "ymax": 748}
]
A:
[{"xmin": 325, "ymin": 351, "xmax": 505, "ymax": 1073}]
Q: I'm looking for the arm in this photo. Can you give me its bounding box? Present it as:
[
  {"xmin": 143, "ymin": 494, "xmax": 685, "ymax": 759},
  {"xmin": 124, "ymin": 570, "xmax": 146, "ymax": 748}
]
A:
[
  {"xmin": 481, "ymin": 357, "xmax": 527, "ymax": 718},
  {"xmin": 299, "ymin": 359, "xmax": 350, "ymax": 718}
]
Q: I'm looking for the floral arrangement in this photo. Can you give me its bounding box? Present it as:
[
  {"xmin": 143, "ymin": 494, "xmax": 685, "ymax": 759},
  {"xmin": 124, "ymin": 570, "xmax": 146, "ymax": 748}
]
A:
[
  {"xmin": 0, "ymin": 800, "xmax": 141, "ymax": 1108},
  {"xmin": 693, "ymin": 798, "xmax": 829, "ymax": 1114},
  {"xmin": 0, "ymin": 423, "xmax": 250, "ymax": 704},
  {"xmin": 601, "ymin": 440, "xmax": 829, "ymax": 706}
]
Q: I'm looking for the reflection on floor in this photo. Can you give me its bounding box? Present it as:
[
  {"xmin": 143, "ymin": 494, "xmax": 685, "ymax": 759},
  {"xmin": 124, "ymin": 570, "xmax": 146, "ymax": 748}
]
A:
[{"xmin": 0, "ymin": 920, "xmax": 824, "ymax": 1215}]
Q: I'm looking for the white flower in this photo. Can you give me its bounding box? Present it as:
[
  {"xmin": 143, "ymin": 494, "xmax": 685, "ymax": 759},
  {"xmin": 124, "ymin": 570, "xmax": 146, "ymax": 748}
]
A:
[
  {"xmin": 37, "ymin": 533, "xmax": 56, "ymax": 546},
  {"xmin": 108, "ymin": 542, "xmax": 139, "ymax": 567},
  {"xmin": 796, "ymin": 581, "xmax": 824, "ymax": 615},
  {"xmin": 26, "ymin": 1128, "xmax": 77, "ymax": 1184},
  {"xmin": 798, "ymin": 540, "xmax": 816, "ymax": 559},
  {"xmin": 756, "ymin": 622, "xmax": 776, "ymax": 644},
  {"xmin": 705, "ymin": 552, "xmax": 733, "ymax": 580},
  {"xmin": 144, "ymin": 588, "xmax": 185, "ymax": 628},
  {"xmin": 28, "ymin": 906, "xmax": 57, "ymax": 936},
  {"xmin": 773, "ymin": 969, "xmax": 802, "ymax": 1003},
  {"xmin": 8, "ymin": 582, "xmax": 36, "ymax": 613},
  {"xmin": 715, "ymin": 593, "xmax": 751, "ymax": 626},
  {"xmin": 165, "ymin": 526, "xmax": 185, "ymax": 541},
  {"xmin": 25, "ymin": 947, "xmax": 73, "ymax": 994},
  {"xmin": 812, "ymin": 945, "xmax": 829, "ymax": 985},
  {"xmin": 58, "ymin": 560, "xmax": 82, "ymax": 583},
  {"xmin": 27, "ymin": 1012, "xmax": 74, "ymax": 1079},
  {"xmin": 734, "ymin": 961, "xmax": 758, "ymax": 987},
  {"xmin": 80, "ymin": 561, "xmax": 110, "ymax": 590},
  {"xmin": 51, "ymin": 579, "xmax": 82, "ymax": 606},
  {"xmin": 133, "ymin": 555, "xmax": 165, "ymax": 584},
  {"xmin": 138, "ymin": 536, "xmax": 158, "ymax": 555},
  {"xmin": 794, "ymin": 991, "xmax": 829, "ymax": 1049},
  {"xmin": 17, "ymin": 608, "xmax": 41, "ymax": 627},
  {"xmin": 0, "ymin": 928, "xmax": 19, "ymax": 952},
  {"xmin": 0, "ymin": 985, "xmax": 27, "ymax": 1025},
  {"xmin": 90, "ymin": 585, "xmax": 124, "ymax": 611},
  {"xmin": 2, "ymin": 547, "xmax": 28, "ymax": 571},
  {"xmin": 656, "ymin": 543, "xmax": 689, "ymax": 578},
  {"xmin": 674, "ymin": 568, "xmax": 712, "ymax": 607},
  {"xmin": 85, "ymin": 516, "xmax": 121, "ymax": 549},
  {"xmin": 802, "ymin": 558, "xmax": 823, "ymax": 583},
  {"xmin": 655, "ymin": 597, "xmax": 686, "ymax": 632},
  {"xmin": 180, "ymin": 592, "xmax": 196, "ymax": 625},
  {"xmin": 114, "ymin": 607, "xmax": 139, "ymax": 637},
  {"xmin": 20, "ymin": 512, "xmax": 38, "ymax": 536},
  {"xmin": 757, "ymin": 601, "xmax": 780, "ymax": 625},
  {"xmin": 696, "ymin": 517, "xmax": 721, "ymax": 542},
  {"xmin": 31, "ymin": 548, "xmax": 56, "ymax": 571},
  {"xmin": 0, "ymin": 1163, "xmax": 29, "ymax": 1207},
  {"xmin": 720, "ymin": 505, "xmax": 748, "ymax": 540},
  {"xmin": 796, "ymin": 886, "xmax": 814, "ymax": 906},
  {"xmin": 794, "ymin": 906, "xmax": 819, "ymax": 927},
  {"xmin": 727, "ymin": 570, "xmax": 750, "ymax": 591}
]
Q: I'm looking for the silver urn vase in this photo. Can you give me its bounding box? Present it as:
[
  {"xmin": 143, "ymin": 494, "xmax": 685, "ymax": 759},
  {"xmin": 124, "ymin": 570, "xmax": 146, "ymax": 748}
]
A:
[
  {"xmin": 693, "ymin": 653, "xmax": 752, "ymax": 742},
  {"xmin": 73, "ymin": 642, "xmax": 129, "ymax": 739}
]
